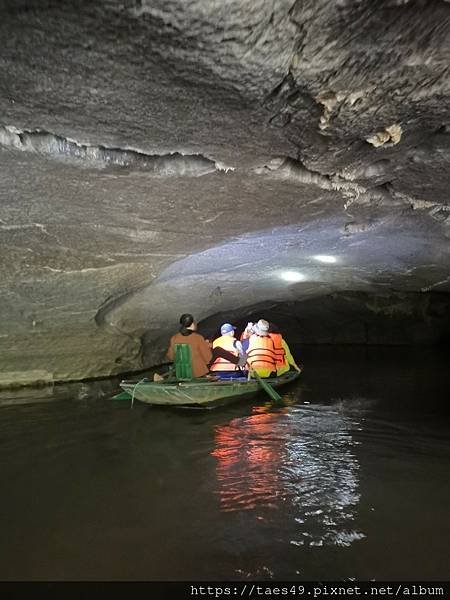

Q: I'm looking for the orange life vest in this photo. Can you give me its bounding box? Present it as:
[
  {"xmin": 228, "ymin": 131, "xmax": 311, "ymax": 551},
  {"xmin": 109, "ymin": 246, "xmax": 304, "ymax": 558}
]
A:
[
  {"xmin": 210, "ymin": 335, "xmax": 239, "ymax": 372},
  {"xmin": 246, "ymin": 334, "xmax": 277, "ymax": 372},
  {"xmin": 269, "ymin": 333, "xmax": 287, "ymax": 367}
]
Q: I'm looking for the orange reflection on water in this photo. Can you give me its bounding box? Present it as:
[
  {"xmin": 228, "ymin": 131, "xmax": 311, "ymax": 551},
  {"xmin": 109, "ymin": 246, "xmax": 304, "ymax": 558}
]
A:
[{"xmin": 211, "ymin": 407, "xmax": 290, "ymax": 512}]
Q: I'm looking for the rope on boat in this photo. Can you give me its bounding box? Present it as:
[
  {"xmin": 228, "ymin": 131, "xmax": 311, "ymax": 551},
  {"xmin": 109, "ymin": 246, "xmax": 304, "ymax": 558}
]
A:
[{"xmin": 130, "ymin": 378, "xmax": 147, "ymax": 409}]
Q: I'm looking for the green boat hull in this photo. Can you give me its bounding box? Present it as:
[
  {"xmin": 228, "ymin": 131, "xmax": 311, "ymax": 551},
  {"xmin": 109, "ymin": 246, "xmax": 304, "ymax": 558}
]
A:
[{"xmin": 118, "ymin": 370, "xmax": 300, "ymax": 407}]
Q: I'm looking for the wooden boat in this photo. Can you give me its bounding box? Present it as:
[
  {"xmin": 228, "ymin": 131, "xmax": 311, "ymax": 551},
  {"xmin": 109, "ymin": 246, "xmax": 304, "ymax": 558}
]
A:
[{"xmin": 117, "ymin": 370, "xmax": 300, "ymax": 408}]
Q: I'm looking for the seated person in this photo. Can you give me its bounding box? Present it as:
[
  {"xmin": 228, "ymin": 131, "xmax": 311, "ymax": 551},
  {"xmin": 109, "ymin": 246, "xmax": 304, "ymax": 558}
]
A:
[
  {"xmin": 166, "ymin": 313, "xmax": 212, "ymax": 378},
  {"xmin": 245, "ymin": 319, "xmax": 277, "ymax": 378},
  {"xmin": 268, "ymin": 322, "xmax": 301, "ymax": 376},
  {"xmin": 240, "ymin": 321, "xmax": 254, "ymax": 341},
  {"xmin": 209, "ymin": 323, "xmax": 247, "ymax": 379}
]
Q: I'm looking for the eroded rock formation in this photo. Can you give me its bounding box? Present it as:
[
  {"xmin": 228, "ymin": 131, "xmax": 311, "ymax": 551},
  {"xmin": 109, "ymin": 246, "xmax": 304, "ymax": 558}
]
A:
[{"xmin": 0, "ymin": 0, "xmax": 449, "ymax": 386}]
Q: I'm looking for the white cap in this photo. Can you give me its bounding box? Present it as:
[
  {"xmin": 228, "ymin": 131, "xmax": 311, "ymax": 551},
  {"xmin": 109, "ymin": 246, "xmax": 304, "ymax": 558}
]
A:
[{"xmin": 253, "ymin": 319, "xmax": 269, "ymax": 336}]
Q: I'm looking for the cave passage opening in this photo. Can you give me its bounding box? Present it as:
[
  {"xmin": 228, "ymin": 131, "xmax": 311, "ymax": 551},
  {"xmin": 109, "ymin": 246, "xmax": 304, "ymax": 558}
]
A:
[{"xmin": 195, "ymin": 290, "xmax": 450, "ymax": 360}]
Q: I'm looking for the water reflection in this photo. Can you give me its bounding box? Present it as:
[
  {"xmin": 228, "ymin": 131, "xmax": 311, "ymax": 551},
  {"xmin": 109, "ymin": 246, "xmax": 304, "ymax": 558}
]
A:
[
  {"xmin": 283, "ymin": 404, "xmax": 365, "ymax": 547},
  {"xmin": 212, "ymin": 406, "xmax": 289, "ymax": 512},
  {"xmin": 212, "ymin": 402, "xmax": 366, "ymax": 547}
]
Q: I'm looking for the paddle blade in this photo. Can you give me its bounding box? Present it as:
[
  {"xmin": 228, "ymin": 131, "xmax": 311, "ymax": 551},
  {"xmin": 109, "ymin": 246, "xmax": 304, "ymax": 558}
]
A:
[{"xmin": 252, "ymin": 370, "xmax": 282, "ymax": 402}]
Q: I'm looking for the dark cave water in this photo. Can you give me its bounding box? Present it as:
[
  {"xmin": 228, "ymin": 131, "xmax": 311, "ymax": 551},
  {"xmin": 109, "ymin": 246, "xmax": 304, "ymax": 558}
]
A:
[{"xmin": 0, "ymin": 346, "xmax": 448, "ymax": 581}]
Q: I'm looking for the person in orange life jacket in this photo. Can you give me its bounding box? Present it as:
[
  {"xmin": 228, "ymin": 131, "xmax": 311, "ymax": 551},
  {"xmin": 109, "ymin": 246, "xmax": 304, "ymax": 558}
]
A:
[
  {"xmin": 268, "ymin": 322, "xmax": 301, "ymax": 376},
  {"xmin": 244, "ymin": 319, "xmax": 277, "ymax": 378},
  {"xmin": 166, "ymin": 313, "xmax": 212, "ymax": 378},
  {"xmin": 210, "ymin": 323, "xmax": 247, "ymax": 379}
]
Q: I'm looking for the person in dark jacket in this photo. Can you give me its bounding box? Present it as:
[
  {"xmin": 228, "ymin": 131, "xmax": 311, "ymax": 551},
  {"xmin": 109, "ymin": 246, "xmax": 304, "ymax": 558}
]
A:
[{"xmin": 166, "ymin": 313, "xmax": 212, "ymax": 378}]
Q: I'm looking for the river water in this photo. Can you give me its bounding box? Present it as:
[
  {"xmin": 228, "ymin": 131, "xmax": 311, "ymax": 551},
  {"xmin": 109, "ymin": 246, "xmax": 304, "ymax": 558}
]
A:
[{"xmin": 0, "ymin": 346, "xmax": 448, "ymax": 581}]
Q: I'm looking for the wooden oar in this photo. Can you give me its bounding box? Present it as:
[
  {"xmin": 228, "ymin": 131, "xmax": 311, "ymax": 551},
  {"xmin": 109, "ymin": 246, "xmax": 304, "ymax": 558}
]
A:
[{"xmin": 251, "ymin": 369, "xmax": 282, "ymax": 402}]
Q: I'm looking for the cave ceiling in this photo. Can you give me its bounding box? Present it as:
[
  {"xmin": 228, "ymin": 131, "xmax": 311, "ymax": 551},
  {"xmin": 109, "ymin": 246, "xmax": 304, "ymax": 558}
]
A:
[{"xmin": 0, "ymin": 0, "xmax": 449, "ymax": 385}]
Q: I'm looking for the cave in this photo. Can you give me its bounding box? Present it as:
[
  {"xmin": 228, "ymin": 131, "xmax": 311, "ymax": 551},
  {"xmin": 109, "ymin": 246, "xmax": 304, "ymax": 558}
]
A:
[
  {"xmin": 0, "ymin": 0, "xmax": 449, "ymax": 585},
  {"xmin": 1, "ymin": 0, "xmax": 449, "ymax": 386}
]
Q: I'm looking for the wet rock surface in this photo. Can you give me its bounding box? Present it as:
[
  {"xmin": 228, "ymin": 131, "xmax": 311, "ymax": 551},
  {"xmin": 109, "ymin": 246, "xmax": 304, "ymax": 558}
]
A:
[{"xmin": 0, "ymin": 1, "xmax": 449, "ymax": 385}]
